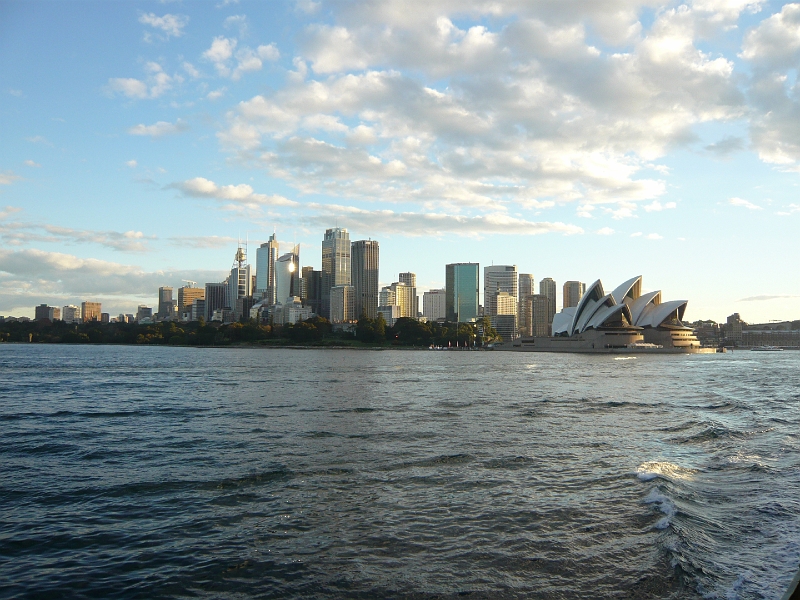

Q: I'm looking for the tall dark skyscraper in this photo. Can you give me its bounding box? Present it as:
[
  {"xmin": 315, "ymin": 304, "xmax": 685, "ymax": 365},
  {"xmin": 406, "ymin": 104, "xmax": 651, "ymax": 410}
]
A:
[
  {"xmin": 351, "ymin": 239, "xmax": 379, "ymax": 319},
  {"xmin": 204, "ymin": 282, "xmax": 227, "ymax": 321},
  {"xmin": 301, "ymin": 266, "xmax": 322, "ymax": 316},
  {"xmin": 321, "ymin": 228, "xmax": 350, "ymax": 319}
]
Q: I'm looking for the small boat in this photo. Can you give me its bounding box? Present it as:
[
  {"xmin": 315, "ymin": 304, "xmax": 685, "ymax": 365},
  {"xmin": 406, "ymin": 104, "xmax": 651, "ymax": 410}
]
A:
[{"xmin": 751, "ymin": 345, "xmax": 783, "ymax": 351}]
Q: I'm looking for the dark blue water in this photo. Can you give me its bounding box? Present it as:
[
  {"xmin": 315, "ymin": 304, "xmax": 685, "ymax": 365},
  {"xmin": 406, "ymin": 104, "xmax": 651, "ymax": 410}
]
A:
[{"xmin": 1, "ymin": 345, "xmax": 798, "ymax": 599}]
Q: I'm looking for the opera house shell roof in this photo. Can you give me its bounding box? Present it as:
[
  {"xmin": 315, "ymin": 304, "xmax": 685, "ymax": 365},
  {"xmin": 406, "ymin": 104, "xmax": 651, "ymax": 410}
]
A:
[{"xmin": 551, "ymin": 275, "xmax": 689, "ymax": 336}]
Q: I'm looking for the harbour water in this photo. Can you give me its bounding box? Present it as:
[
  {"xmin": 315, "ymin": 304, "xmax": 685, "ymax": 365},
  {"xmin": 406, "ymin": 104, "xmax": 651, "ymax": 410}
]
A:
[{"xmin": 1, "ymin": 345, "xmax": 799, "ymax": 599}]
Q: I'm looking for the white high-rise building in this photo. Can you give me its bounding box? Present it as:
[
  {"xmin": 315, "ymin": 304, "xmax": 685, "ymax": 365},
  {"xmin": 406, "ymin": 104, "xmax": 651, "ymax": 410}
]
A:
[
  {"xmin": 423, "ymin": 289, "xmax": 446, "ymax": 321},
  {"xmin": 256, "ymin": 233, "xmax": 279, "ymax": 303},
  {"xmin": 62, "ymin": 305, "xmax": 81, "ymax": 324},
  {"xmin": 322, "ymin": 228, "xmax": 350, "ymax": 319},
  {"xmin": 228, "ymin": 244, "xmax": 252, "ymax": 311},
  {"xmin": 398, "ymin": 272, "xmax": 418, "ymax": 317},
  {"xmin": 484, "ymin": 265, "xmax": 518, "ymax": 316},
  {"xmin": 391, "ymin": 281, "xmax": 416, "ymax": 319},
  {"xmin": 275, "ymin": 245, "xmax": 300, "ymax": 305}
]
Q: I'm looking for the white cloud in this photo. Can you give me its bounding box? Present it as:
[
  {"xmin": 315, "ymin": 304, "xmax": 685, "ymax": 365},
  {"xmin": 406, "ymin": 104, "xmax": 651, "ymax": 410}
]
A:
[
  {"xmin": 169, "ymin": 235, "xmax": 238, "ymax": 249},
  {"xmin": 0, "ymin": 219, "xmax": 156, "ymax": 252},
  {"xmin": 0, "ymin": 206, "xmax": 22, "ymax": 220},
  {"xmin": 126, "ymin": 160, "xmax": 138, "ymax": 168},
  {"xmin": 207, "ymin": 87, "xmax": 227, "ymax": 101},
  {"xmin": 775, "ymin": 203, "xmax": 800, "ymax": 215},
  {"xmin": 23, "ymin": 160, "xmax": 41, "ymax": 168},
  {"xmin": 741, "ymin": 4, "xmax": 800, "ymax": 68},
  {"xmin": 0, "ymin": 248, "xmax": 226, "ymax": 315},
  {"xmin": 0, "ymin": 172, "xmax": 21, "ymax": 185},
  {"xmin": 630, "ymin": 231, "xmax": 643, "ymax": 237},
  {"xmin": 728, "ymin": 196, "xmax": 763, "ymax": 210},
  {"xmin": 646, "ymin": 232, "xmax": 663, "ymax": 239},
  {"xmin": 203, "ymin": 36, "xmax": 237, "ymax": 76},
  {"xmin": 643, "ymin": 200, "xmax": 677, "ymax": 211},
  {"xmin": 596, "ymin": 227, "xmax": 615, "ymax": 235},
  {"xmin": 139, "ymin": 13, "xmax": 189, "ymax": 39},
  {"xmin": 108, "ymin": 62, "xmax": 174, "ymax": 99},
  {"xmin": 172, "ymin": 177, "xmax": 298, "ymax": 209},
  {"xmin": 128, "ymin": 119, "xmax": 189, "ymax": 137},
  {"xmin": 183, "ymin": 61, "xmax": 201, "ymax": 78}
]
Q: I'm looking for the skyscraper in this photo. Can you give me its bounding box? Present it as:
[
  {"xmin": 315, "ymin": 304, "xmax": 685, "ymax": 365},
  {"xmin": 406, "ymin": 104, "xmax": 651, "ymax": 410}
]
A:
[
  {"xmin": 228, "ymin": 244, "xmax": 252, "ymax": 311},
  {"xmin": 518, "ymin": 273, "xmax": 535, "ymax": 337},
  {"xmin": 484, "ymin": 265, "xmax": 518, "ymax": 316},
  {"xmin": 301, "ymin": 266, "xmax": 322, "ymax": 316},
  {"xmin": 275, "ymin": 245, "xmax": 300, "ymax": 304},
  {"xmin": 81, "ymin": 301, "xmax": 101, "ymax": 322},
  {"xmin": 539, "ymin": 277, "xmax": 557, "ymax": 327},
  {"xmin": 398, "ymin": 272, "xmax": 418, "ymax": 317},
  {"xmin": 62, "ymin": 305, "xmax": 81, "ymax": 324},
  {"xmin": 530, "ymin": 294, "xmax": 552, "ymax": 337},
  {"xmin": 256, "ymin": 233, "xmax": 279, "ymax": 303},
  {"xmin": 178, "ymin": 286, "xmax": 204, "ymax": 313},
  {"xmin": 329, "ymin": 285, "xmax": 355, "ymax": 323},
  {"xmin": 351, "ymin": 239, "xmax": 379, "ymax": 319},
  {"xmin": 445, "ymin": 263, "xmax": 479, "ymax": 323},
  {"xmin": 204, "ymin": 282, "xmax": 227, "ymax": 321},
  {"xmin": 563, "ymin": 281, "xmax": 586, "ymax": 309},
  {"xmin": 158, "ymin": 287, "xmax": 174, "ymax": 320},
  {"xmin": 321, "ymin": 228, "xmax": 350, "ymax": 319},
  {"xmin": 423, "ymin": 289, "xmax": 446, "ymax": 321},
  {"xmin": 390, "ymin": 281, "xmax": 416, "ymax": 318}
]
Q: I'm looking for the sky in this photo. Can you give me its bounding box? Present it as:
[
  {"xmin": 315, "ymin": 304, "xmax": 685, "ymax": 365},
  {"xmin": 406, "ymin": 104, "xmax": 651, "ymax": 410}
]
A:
[{"xmin": 1, "ymin": 0, "xmax": 800, "ymax": 323}]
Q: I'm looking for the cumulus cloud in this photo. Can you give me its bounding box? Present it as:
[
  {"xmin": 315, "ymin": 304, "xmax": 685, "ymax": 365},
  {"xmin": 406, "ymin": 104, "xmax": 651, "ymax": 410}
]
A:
[
  {"xmin": 776, "ymin": 203, "xmax": 800, "ymax": 215},
  {"xmin": 128, "ymin": 119, "xmax": 189, "ymax": 137},
  {"xmin": 108, "ymin": 62, "xmax": 174, "ymax": 99},
  {"xmin": 207, "ymin": 88, "xmax": 227, "ymax": 101},
  {"xmin": 23, "ymin": 160, "xmax": 41, "ymax": 168},
  {"xmin": 0, "ymin": 206, "xmax": 22, "ymax": 220},
  {"xmin": 126, "ymin": 159, "xmax": 138, "ymax": 168},
  {"xmin": 596, "ymin": 227, "xmax": 615, "ymax": 235},
  {"xmin": 203, "ymin": 36, "xmax": 280, "ymax": 80},
  {"xmin": 728, "ymin": 196, "xmax": 762, "ymax": 210},
  {"xmin": 139, "ymin": 13, "xmax": 188, "ymax": 40},
  {"xmin": 705, "ymin": 136, "xmax": 745, "ymax": 156},
  {"xmin": 171, "ymin": 177, "xmax": 298, "ymax": 209},
  {"xmin": 643, "ymin": 200, "xmax": 677, "ymax": 211},
  {"xmin": 299, "ymin": 203, "xmax": 584, "ymax": 237},
  {"xmin": 0, "ymin": 248, "xmax": 226, "ymax": 315},
  {"xmin": 0, "ymin": 172, "xmax": 21, "ymax": 185},
  {"xmin": 0, "ymin": 219, "xmax": 156, "ymax": 253}
]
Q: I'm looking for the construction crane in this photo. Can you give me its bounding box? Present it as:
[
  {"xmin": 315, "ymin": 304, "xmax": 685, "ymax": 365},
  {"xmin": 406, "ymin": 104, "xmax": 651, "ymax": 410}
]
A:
[{"xmin": 183, "ymin": 280, "xmax": 197, "ymax": 288}]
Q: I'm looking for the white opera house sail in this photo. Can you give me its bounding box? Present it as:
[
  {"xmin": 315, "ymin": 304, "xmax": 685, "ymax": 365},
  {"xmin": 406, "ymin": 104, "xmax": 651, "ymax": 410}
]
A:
[{"xmin": 504, "ymin": 276, "xmax": 709, "ymax": 353}]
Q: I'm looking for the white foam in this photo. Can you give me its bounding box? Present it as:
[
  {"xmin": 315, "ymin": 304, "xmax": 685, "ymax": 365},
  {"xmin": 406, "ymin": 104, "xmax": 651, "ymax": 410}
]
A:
[{"xmin": 643, "ymin": 486, "xmax": 676, "ymax": 529}]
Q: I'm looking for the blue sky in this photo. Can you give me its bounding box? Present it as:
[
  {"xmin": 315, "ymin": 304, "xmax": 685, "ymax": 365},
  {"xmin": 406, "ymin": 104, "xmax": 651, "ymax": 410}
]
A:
[{"xmin": 1, "ymin": 0, "xmax": 799, "ymax": 322}]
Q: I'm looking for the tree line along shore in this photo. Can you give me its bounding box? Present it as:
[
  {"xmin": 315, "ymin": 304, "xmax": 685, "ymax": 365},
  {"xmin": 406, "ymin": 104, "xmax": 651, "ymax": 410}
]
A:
[{"xmin": 0, "ymin": 314, "xmax": 500, "ymax": 348}]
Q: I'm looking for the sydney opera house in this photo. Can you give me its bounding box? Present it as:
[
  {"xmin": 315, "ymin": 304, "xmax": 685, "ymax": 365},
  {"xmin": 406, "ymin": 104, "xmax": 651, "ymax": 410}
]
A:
[{"xmin": 504, "ymin": 276, "xmax": 709, "ymax": 353}]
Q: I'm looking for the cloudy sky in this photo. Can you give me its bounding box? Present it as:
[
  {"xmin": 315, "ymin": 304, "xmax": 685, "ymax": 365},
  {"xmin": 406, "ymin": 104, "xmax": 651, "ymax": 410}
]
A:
[{"xmin": 2, "ymin": 0, "xmax": 800, "ymax": 322}]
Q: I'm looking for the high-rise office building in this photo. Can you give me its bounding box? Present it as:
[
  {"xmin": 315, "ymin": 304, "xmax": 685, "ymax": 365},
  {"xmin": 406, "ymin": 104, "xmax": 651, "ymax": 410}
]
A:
[
  {"xmin": 204, "ymin": 282, "xmax": 228, "ymax": 321},
  {"xmin": 178, "ymin": 286, "xmax": 204, "ymax": 313},
  {"xmin": 191, "ymin": 299, "xmax": 205, "ymax": 322},
  {"xmin": 563, "ymin": 281, "xmax": 586, "ymax": 309},
  {"xmin": 423, "ymin": 288, "xmax": 446, "ymax": 321},
  {"xmin": 398, "ymin": 272, "xmax": 418, "ymax": 317},
  {"xmin": 62, "ymin": 305, "xmax": 81, "ymax": 324},
  {"xmin": 529, "ymin": 294, "xmax": 552, "ymax": 337},
  {"xmin": 329, "ymin": 285, "xmax": 355, "ymax": 323},
  {"xmin": 157, "ymin": 287, "xmax": 174, "ymax": 320},
  {"xmin": 491, "ymin": 291, "xmax": 518, "ymax": 341},
  {"xmin": 539, "ymin": 277, "xmax": 557, "ymax": 326},
  {"xmin": 321, "ymin": 228, "xmax": 350, "ymax": 319},
  {"xmin": 256, "ymin": 233, "xmax": 279, "ymax": 303},
  {"xmin": 518, "ymin": 273, "xmax": 535, "ymax": 337},
  {"xmin": 301, "ymin": 267, "xmax": 322, "ymax": 316},
  {"xmin": 228, "ymin": 245, "xmax": 252, "ymax": 311},
  {"xmin": 275, "ymin": 245, "xmax": 300, "ymax": 304},
  {"xmin": 390, "ymin": 281, "xmax": 416, "ymax": 319},
  {"xmin": 136, "ymin": 305, "xmax": 153, "ymax": 322},
  {"xmin": 445, "ymin": 263, "xmax": 479, "ymax": 323},
  {"xmin": 81, "ymin": 301, "xmax": 101, "ymax": 322},
  {"xmin": 351, "ymin": 240, "xmax": 379, "ymax": 319},
  {"xmin": 35, "ymin": 304, "xmax": 60, "ymax": 322},
  {"xmin": 484, "ymin": 265, "xmax": 518, "ymax": 316}
]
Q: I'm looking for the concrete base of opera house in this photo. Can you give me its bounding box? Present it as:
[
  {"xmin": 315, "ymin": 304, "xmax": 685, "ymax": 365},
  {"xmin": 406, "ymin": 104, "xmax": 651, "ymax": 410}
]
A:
[{"xmin": 495, "ymin": 328, "xmax": 718, "ymax": 354}]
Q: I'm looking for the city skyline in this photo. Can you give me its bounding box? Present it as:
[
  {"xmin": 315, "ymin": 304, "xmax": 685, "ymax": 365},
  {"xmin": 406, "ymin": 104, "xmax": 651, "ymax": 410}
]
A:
[{"xmin": 2, "ymin": 1, "xmax": 800, "ymax": 323}]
